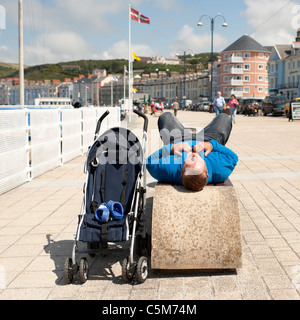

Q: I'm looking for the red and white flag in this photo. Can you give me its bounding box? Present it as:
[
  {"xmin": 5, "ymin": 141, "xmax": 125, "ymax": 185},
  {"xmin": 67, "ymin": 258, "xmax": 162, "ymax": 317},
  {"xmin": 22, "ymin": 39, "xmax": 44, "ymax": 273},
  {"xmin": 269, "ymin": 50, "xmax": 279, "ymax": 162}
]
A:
[{"xmin": 131, "ymin": 7, "xmax": 150, "ymax": 24}]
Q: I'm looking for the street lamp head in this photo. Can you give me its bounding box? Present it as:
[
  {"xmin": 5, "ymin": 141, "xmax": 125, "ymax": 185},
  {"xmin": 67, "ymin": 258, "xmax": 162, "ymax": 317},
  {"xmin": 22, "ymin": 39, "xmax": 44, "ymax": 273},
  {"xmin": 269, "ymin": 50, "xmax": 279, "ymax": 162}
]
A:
[
  {"xmin": 197, "ymin": 21, "xmax": 203, "ymax": 27},
  {"xmin": 222, "ymin": 22, "xmax": 228, "ymax": 28}
]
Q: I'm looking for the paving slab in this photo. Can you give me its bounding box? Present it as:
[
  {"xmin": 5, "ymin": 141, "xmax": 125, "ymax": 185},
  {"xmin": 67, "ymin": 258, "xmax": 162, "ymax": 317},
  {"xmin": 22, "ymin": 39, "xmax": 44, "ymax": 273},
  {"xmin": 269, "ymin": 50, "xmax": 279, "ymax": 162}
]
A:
[{"xmin": 0, "ymin": 111, "xmax": 300, "ymax": 300}]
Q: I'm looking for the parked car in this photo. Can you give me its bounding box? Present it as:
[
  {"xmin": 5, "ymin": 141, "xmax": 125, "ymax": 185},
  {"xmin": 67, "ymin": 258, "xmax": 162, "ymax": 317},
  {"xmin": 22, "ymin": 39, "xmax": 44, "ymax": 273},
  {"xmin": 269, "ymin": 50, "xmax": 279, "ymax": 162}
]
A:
[
  {"xmin": 262, "ymin": 95, "xmax": 288, "ymax": 116},
  {"xmin": 202, "ymin": 102, "xmax": 210, "ymax": 112},
  {"xmin": 284, "ymin": 97, "xmax": 300, "ymax": 118}
]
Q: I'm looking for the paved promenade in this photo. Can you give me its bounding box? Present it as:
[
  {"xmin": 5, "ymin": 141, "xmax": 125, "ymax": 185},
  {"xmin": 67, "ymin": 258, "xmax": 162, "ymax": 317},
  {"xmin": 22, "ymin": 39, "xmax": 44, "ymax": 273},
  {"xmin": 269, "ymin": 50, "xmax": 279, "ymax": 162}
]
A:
[{"xmin": 0, "ymin": 110, "xmax": 300, "ymax": 300}]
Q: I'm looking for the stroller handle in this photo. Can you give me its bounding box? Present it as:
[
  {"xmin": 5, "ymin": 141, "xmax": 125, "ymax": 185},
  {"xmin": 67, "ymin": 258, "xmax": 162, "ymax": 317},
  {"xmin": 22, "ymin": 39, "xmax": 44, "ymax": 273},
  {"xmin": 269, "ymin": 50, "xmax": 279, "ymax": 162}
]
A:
[
  {"xmin": 134, "ymin": 109, "xmax": 148, "ymax": 133},
  {"xmin": 95, "ymin": 110, "xmax": 110, "ymax": 136}
]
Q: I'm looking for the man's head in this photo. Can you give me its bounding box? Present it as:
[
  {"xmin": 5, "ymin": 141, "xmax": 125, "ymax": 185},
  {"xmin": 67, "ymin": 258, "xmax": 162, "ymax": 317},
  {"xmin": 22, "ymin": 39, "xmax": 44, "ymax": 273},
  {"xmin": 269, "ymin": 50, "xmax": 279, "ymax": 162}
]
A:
[
  {"xmin": 217, "ymin": 91, "xmax": 222, "ymax": 98},
  {"xmin": 181, "ymin": 152, "xmax": 209, "ymax": 191}
]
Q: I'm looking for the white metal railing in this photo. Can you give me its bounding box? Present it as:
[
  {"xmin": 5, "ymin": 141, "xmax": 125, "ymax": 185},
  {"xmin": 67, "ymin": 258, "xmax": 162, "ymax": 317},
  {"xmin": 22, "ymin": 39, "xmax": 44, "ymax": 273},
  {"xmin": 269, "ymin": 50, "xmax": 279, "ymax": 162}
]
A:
[
  {"xmin": 0, "ymin": 107, "xmax": 120, "ymax": 195},
  {"xmin": 230, "ymin": 90, "xmax": 244, "ymax": 98},
  {"xmin": 228, "ymin": 68, "xmax": 244, "ymax": 75},
  {"xmin": 229, "ymin": 79, "xmax": 244, "ymax": 86},
  {"xmin": 229, "ymin": 56, "xmax": 244, "ymax": 63}
]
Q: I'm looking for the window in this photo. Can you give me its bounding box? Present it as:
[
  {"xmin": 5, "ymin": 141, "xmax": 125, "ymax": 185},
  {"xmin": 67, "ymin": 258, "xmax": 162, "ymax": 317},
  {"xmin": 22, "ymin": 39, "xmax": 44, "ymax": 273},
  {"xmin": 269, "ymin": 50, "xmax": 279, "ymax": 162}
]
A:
[
  {"xmin": 223, "ymin": 65, "xmax": 228, "ymax": 71},
  {"xmin": 244, "ymin": 52, "xmax": 251, "ymax": 58},
  {"xmin": 224, "ymin": 87, "xmax": 228, "ymax": 93},
  {"xmin": 236, "ymin": 52, "xmax": 242, "ymax": 57},
  {"xmin": 258, "ymin": 87, "xmax": 263, "ymax": 93},
  {"xmin": 258, "ymin": 64, "xmax": 264, "ymax": 70},
  {"xmin": 244, "ymin": 87, "xmax": 250, "ymax": 93},
  {"xmin": 258, "ymin": 53, "xmax": 264, "ymax": 59},
  {"xmin": 244, "ymin": 64, "xmax": 250, "ymax": 70},
  {"xmin": 258, "ymin": 76, "xmax": 264, "ymax": 81},
  {"xmin": 244, "ymin": 75, "xmax": 250, "ymax": 82},
  {"xmin": 223, "ymin": 76, "xmax": 228, "ymax": 82},
  {"xmin": 224, "ymin": 54, "xmax": 228, "ymax": 59}
]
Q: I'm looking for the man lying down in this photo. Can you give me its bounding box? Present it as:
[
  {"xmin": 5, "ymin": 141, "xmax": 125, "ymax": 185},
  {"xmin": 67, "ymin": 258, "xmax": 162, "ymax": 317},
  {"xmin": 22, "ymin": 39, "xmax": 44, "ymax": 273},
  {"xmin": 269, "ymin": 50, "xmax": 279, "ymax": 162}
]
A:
[{"xmin": 146, "ymin": 112, "xmax": 239, "ymax": 191}]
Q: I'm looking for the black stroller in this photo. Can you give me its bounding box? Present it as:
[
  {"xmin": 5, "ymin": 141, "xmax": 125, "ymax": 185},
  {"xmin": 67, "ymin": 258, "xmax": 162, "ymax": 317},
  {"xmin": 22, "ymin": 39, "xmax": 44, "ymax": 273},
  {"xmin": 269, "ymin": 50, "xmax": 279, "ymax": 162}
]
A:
[{"xmin": 63, "ymin": 109, "xmax": 150, "ymax": 284}]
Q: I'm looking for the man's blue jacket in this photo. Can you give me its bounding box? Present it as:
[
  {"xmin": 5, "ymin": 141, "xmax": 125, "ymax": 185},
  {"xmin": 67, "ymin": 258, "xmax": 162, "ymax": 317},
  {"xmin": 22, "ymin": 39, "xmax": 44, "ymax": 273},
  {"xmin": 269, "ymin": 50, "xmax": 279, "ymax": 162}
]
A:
[{"xmin": 146, "ymin": 140, "xmax": 239, "ymax": 185}]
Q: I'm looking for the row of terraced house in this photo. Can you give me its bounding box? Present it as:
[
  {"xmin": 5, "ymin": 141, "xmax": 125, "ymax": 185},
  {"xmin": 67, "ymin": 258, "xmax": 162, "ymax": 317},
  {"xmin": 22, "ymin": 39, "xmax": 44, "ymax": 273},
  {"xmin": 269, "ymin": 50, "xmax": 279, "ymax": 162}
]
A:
[{"xmin": 1, "ymin": 30, "xmax": 300, "ymax": 107}]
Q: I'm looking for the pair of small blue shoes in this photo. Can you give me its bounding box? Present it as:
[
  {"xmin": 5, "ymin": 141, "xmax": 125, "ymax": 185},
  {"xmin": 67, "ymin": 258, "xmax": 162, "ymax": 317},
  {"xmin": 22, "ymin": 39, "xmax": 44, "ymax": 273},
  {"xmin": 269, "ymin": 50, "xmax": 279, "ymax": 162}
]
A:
[{"xmin": 95, "ymin": 201, "xmax": 124, "ymax": 223}]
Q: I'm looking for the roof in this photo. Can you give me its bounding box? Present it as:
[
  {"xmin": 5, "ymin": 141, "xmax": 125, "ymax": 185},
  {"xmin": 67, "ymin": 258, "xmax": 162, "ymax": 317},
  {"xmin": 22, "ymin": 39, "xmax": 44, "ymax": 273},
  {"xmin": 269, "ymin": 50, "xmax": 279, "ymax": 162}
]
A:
[
  {"xmin": 275, "ymin": 45, "xmax": 292, "ymax": 59},
  {"xmin": 223, "ymin": 35, "xmax": 271, "ymax": 53}
]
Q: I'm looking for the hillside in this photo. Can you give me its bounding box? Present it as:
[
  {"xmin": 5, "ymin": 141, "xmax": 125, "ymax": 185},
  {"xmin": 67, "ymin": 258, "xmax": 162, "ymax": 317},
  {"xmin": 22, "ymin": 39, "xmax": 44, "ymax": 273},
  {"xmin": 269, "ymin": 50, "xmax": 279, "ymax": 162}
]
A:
[
  {"xmin": 0, "ymin": 53, "xmax": 219, "ymax": 81},
  {"xmin": 0, "ymin": 62, "xmax": 26, "ymax": 78}
]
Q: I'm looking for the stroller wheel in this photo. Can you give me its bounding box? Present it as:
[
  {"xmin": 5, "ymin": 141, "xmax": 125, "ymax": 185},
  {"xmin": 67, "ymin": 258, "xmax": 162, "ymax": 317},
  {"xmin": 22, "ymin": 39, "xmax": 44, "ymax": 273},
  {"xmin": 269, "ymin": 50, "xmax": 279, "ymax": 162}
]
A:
[
  {"xmin": 79, "ymin": 258, "xmax": 89, "ymax": 284},
  {"xmin": 122, "ymin": 257, "xmax": 134, "ymax": 283},
  {"xmin": 63, "ymin": 258, "xmax": 74, "ymax": 284},
  {"xmin": 136, "ymin": 256, "xmax": 149, "ymax": 284}
]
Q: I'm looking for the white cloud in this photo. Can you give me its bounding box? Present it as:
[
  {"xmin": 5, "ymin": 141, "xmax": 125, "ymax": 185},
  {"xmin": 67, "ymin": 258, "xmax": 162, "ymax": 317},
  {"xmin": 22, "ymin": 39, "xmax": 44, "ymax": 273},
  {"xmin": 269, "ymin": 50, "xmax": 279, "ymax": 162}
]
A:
[
  {"xmin": 168, "ymin": 24, "xmax": 229, "ymax": 55},
  {"xmin": 0, "ymin": 46, "xmax": 18, "ymax": 64},
  {"xmin": 52, "ymin": 0, "xmax": 125, "ymax": 34},
  {"xmin": 242, "ymin": 0, "xmax": 298, "ymax": 45},
  {"xmin": 24, "ymin": 32, "xmax": 94, "ymax": 65}
]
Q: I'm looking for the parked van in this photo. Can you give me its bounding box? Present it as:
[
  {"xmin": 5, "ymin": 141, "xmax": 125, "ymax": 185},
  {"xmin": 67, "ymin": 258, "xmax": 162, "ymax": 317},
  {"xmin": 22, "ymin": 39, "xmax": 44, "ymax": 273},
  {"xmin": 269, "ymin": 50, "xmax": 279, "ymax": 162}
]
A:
[
  {"xmin": 262, "ymin": 95, "xmax": 288, "ymax": 116},
  {"xmin": 284, "ymin": 97, "xmax": 300, "ymax": 118}
]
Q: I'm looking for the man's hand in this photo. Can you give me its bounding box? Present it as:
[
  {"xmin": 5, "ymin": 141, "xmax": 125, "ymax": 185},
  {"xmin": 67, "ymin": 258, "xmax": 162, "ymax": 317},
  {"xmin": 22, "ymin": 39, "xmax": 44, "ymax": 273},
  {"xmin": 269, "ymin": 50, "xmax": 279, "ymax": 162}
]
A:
[
  {"xmin": 193, "ymin": 142, "xmax": 213, "ymax": 157},
  {"xmin": 171, "ymin": 143, "xmax": 192, "ymax": 157}
]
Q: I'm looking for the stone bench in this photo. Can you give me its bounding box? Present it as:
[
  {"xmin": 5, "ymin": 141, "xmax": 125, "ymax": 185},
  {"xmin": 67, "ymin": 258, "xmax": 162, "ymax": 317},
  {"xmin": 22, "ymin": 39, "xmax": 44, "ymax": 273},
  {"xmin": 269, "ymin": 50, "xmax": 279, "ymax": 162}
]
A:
[{"xmin": 151, "ymin": 179, "xmax": 242, "ymax": 270}]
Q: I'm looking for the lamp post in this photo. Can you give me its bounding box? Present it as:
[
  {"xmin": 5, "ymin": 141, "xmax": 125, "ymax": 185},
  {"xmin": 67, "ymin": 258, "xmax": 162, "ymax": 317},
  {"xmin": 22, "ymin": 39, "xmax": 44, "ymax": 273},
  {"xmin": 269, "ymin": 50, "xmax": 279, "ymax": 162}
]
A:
[
  {"xmin": 197, "ymin": 14, "xmax": 227, "ymax": 102},
  {"xmin": 176, "ymin": 49, "xmax": 194, "ymax": 108}
]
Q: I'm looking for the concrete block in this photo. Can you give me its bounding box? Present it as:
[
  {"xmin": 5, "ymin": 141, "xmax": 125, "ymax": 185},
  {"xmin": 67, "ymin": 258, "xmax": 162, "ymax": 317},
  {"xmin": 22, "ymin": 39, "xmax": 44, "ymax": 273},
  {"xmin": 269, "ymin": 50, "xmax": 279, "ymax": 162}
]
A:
[{"xmin": 151, "ymin": 180, "xmax": 242, "ymax": 270}]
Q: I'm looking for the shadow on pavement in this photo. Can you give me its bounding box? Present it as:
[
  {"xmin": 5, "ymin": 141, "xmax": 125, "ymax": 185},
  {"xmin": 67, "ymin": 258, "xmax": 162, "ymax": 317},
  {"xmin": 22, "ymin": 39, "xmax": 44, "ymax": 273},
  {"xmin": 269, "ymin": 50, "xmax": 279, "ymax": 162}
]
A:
[{"xmin": 44, "ymin": 234, "xmax": 128, "ymax": 286}]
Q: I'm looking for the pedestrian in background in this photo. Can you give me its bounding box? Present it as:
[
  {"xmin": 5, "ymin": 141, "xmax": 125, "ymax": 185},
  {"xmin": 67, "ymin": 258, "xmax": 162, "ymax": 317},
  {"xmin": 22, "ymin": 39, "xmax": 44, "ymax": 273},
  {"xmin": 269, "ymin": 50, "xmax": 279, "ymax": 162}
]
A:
[
  {"xmin": 228, "ymin": 94, "xmax": 239, "ymax": 124},
  {"xmin": 213, "ymin": 91, "xmax": 226, "ymax": 116},
  {"xmin": 173, "ymin": 100, "xmax": 179, "ymax": 117}
]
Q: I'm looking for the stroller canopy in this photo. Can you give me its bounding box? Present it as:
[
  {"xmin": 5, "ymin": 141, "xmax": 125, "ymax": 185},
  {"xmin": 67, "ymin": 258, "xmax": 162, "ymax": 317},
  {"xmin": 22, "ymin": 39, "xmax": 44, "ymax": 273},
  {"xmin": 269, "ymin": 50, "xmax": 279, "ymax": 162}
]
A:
[
  {"xmin": 85, "ymin": 127, "xmax": 143, "ymax": 217},
  {"xmin": 87, "ymin": 127, "xmax": 143, "ymax": 168}
]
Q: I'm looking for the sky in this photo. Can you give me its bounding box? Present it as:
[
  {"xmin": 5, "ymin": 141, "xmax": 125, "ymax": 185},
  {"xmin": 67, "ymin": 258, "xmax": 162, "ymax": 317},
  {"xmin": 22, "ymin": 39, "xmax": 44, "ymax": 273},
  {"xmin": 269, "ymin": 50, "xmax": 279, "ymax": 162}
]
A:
[{"xmin": 0, "ymin": 0, "xmax": 299, "ymax": 66}]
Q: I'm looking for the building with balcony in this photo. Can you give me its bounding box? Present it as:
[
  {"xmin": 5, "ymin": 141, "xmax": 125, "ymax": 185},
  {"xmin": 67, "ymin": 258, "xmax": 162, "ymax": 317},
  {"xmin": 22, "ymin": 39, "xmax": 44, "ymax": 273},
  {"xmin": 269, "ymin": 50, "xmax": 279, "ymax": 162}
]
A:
[
  {"xmin": 268, "ymin": 29, "xmax": 300, "ymax": 100},
  {"xmin": 220, "ymin": 35, "xmax": 271, "ymax": 102}
]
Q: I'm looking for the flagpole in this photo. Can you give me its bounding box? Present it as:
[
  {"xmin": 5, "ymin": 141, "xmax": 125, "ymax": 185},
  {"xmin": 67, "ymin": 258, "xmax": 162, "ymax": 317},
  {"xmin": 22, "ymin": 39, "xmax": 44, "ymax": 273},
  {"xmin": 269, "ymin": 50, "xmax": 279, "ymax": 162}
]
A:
[
  {"xmin": 123, "ymin": 65, "xmax": 126, "ymax": 104},
  {"xmin": 19, "ymin": 0, "xmax": 24, "ymax": 106},
  {"xmin": 128, "ymin": 3, "xmax": 133, "ymax": 122}
]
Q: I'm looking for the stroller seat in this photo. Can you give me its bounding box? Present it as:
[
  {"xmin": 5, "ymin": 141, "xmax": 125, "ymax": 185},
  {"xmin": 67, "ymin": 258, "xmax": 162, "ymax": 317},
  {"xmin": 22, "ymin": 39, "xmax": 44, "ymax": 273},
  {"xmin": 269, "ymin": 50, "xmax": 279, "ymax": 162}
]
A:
[{"xmin": 79, "ymin": 127, "xmax": 143, "ymax": 244}]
